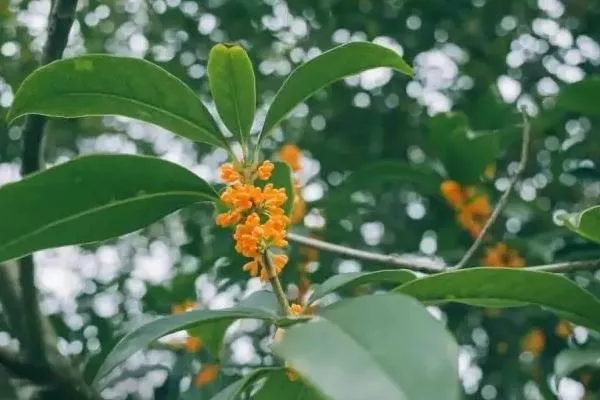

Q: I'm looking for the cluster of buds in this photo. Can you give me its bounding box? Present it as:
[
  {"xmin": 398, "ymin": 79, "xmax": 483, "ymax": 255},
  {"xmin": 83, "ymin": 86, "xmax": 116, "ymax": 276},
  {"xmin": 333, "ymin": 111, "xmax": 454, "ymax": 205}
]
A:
[
  {"xmin": 216, "ymin": 160, "xmax": 290, "ymax": 282},
  {"xmin": 441, "ymin": 180, "xmax": 492, "ymax": 238},
  {"xmin": 482, "ymin": 242, "xmax": 525, "ymax": 268}
]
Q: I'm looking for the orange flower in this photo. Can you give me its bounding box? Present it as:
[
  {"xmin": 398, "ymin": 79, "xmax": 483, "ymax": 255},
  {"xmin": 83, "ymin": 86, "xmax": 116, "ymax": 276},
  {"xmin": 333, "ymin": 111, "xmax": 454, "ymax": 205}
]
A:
[
  {"xmin": 286, "ymin": 367, "xmax": 299, "ymax": 382},
  {"xmin": 290, "ymin": 303, "xmax": 303, "ymax": 316},
  {"xmin": 171, "ymin": 299, "xmax": 198, "ymax": 315},
  {"xmin": 482, "ymin": 243, "xmax": 525, "ymax": 267},
  {"xmin": 441, "ymin": 180, "xmax": 464, "ymax": 209},
  {"xmin": 555, "ymin": 320, "xmax": 573, "ymax": 339},
  {"xmin": 278, "ymin": 144, "xmax": 302, "ymax": 172},
  {"xmin": 194, "ymin": 364, "xmax": 220, "ymax": 387},
  {"xmin": 521, "ymin": 329, "xmax": 545, "ymax": 357},
  {"xmin": 184, "ymin": 337, "xmax": 202, "ymax": 352},
  {"xmin": 219, "ymin": 163, "xmax": 241, "ymax": 183},
  {"xmin": 257, "ymin": 160, "xmax": 274, "ymax": 180}
]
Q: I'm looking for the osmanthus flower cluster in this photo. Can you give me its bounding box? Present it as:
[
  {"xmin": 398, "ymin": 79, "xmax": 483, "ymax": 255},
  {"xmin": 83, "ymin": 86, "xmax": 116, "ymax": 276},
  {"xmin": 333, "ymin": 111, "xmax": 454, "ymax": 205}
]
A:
[
  {"xmin": 216, "ymin": 160, "xmax": 290, "ymax": 282},
  {"xmin": 441, "ymin": 180, "xmax": 492, "ymax": 238}
]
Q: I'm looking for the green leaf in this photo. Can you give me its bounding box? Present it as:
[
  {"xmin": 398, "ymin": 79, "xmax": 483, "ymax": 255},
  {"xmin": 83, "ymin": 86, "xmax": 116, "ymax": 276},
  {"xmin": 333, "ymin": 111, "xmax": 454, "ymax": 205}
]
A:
[
  {"xmin": 555, "ymin": 349, "xmax": 600, "ymax": 378},
  {"xmin": 208, "ymin": 43, "xmax": 256, "ymax": 146},
  {"xmin": 396, "ymin": 268, "xmax": 600, "ymax": 331},
  {"xmin": 255, "ymin": 161, "xmax": 295, "ymax": 216},
  {"xmin": 428, "ymin": 113, "xmax": 499, "ymax": 183},
  {"xmin": 273, "ymin": 294, "xmax": 460, "ymax": 400},
  {"xmin": 7, "ymin": 55, "xmax": 226, "ymax": 147},
  {"xmin": 308, "ymin": 269, "xmax": 418, "ymax": 304},
  {"xmin": 260, "ymin": 42, "xmax": 413, "ymax": 140},
  {"xmin": 93, "ymin": 291, "xmax": 280, "ymax": 389},
  {"xmin": 210, "ymin": 368, "xmax": 274, "ymax": 400},
  {"xmin": 331, "ymin": 160, "xmax": 443, "ymax": 197},
  {"xmin": 255, "ymin": 369, "xmax": 325, "ymax": 400},
  {"xmin": 556, "ymin": 78, "xmax": 600, "ymax": 116},
  {"xmin": 0, "ymin": 154, "xmax": 217, "ymax": 263},
  {"xmin": 563, "ymin": 205, "xmax": 600, "ymax": 245}
]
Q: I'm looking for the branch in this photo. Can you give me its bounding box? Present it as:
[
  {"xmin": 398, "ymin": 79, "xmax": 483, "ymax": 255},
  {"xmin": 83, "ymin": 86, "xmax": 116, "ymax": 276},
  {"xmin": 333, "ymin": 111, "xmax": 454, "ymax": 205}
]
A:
[
  {"xmin": 525, "ymin": 258, "xmax": 600, "ymax": 273},
  {"xmin": 0, "ymin": 347, "xmax": 49, "ymax": 384},
  {"xmin": 452, "ymin": 107, "xmax": 531, "ymax": 270},
  {"xmin": 263, "ymin": 253, "xmax": 292, "ymax": 315},
  {"xmin": 0, "ymin": 262, "xmax": 26, "ymax": 342},
  {"xmin": 286, "ymin": 232, "xmax": 445, "ymax": 273},
  {"xmin": 18, "ymin": 0, "xmax": 78, "ymax": 364}
]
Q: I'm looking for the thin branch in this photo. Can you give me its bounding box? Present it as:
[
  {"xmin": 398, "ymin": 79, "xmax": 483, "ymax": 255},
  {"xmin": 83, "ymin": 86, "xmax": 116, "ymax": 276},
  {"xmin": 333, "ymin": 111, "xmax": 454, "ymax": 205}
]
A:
[
  {"xmin": 262, "ymin": 253, "xmax": 292, "ymax": 315},
  {"xmin": 18, "ymin": 0, "xmax": 78, "ymax": 364},
  {"xmin": 525, "ymin": 258, "xmax": 600, "ymax": 273},
  {"xmin": 452, "ymin": 107, "xmax": 531, "ymax": 270},
  {"xmin": 0, "ymin": 347, "xmax": 49, "ymax": 384},
  {"xmin": 0, "ymin": 262, "xmax": 26, "ymax": 342},
  {"xmin": 286, "ymin": 232, "xmax": 445, "ymax": 273}
]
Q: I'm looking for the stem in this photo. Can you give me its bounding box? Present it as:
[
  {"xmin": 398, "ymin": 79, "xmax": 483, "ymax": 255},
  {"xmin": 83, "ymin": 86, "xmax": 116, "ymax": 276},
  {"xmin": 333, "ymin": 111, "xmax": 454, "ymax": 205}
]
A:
[
  {"xmin": 452, "ymin": 107, "xmax": 531, "ymax": 270},
  {"xmin": 18, "ymin": 0, "xmax": 79, "ymax": 365},
  {"xmin": 525, "ymin": 258, "xmax": 600, "ymax": 273},
  {"xmin": 0, "ymin": 261, "xmax": 26, "ymax": 342},
  {"xmin": 286, "ymin": 232, "xmax": 445, "ymax": 273},
  {"xmin": 262, "ymin": 252, "xmax": 292, "ymax": 315}
]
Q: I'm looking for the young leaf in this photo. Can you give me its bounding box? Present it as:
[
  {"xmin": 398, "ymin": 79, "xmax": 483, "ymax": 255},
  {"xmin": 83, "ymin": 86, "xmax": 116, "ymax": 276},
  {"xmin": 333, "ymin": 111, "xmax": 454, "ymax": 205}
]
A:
[
  {"xmin": 273, "ymin": 294, "xmax": 460, "ymax": 400},
  {"xmin": 259, "ymin": 42, "xmax": 413, "ymax": 140},
  {"xmin": 209, "ymin": 368, "xmax": 275, "ymax": 400},
  {"xmin": 255, "ymin": 161, "xmax": 295, "ymax": 216},
  {"xmin": 563, "ymin": 205, "xmax": 600, "ymax": 245},
  {"xmin": 396, "ymin": 268, "xmax": 600, "ymax": 331},
  {"xmin": 255, "ymin": 369, "xmax": 325, "ymax": 400},
  {"xmin": 555, "ymin": 349, "xmax": 600, "ymax": 378},
  {"xmin": 208, "ymin": 43, "xmax": 256, "ymax": 146},
  {"xmin": 93, "ymin": 291, "xmax": 280, "ymax": 389},
  {"xmin": 0, "ymin": 154, "xmax": 217, "ymax": 263},
  {"xmin": 7, "ymin": 55, "xmax": 226, "ymax": 147},
  {"xmin": 308, "ymin": 269, "xmax": 418, "ymax": 304}
]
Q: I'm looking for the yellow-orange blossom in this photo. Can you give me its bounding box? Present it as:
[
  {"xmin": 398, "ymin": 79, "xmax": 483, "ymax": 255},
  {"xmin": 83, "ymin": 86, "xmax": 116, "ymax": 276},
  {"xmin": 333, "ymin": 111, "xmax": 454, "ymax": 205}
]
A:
[{"xmin": 216, "ymin": 160, "xmax": 290, "ymax": 282}]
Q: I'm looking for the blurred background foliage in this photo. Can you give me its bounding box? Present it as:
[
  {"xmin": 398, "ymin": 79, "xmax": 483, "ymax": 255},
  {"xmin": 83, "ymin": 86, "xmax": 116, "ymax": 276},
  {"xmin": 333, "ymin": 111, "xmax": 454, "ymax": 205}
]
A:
[{"xmin": 2, "ymin": 0, "xmax": 600, "ymax": 399}]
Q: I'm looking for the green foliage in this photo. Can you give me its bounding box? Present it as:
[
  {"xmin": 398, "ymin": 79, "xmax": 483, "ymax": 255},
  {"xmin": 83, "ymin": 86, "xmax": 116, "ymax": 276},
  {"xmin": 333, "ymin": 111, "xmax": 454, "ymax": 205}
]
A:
[
  {"xmin": 308, "ymin": 269, "xmax": 417, "ymax": 303},
  {"xmin": 555, "ymin": 349, "xmax": 600, "ymax": 378},
  {"xmin": 255, "ymin": 370, "xmax": 324, "ymax": 399},
  {"xmin": 259, "ymin": 41, "xmax": 413, "ymax": 140},
  {"xmin": 397, "ymin": 268, "xmax": 600, "ymax": 331},
  {"xmin": 208, "ymin": 43, "xmax": 256, "ymax": 146},
  {"xmin": 7, "ymin": 55, "xmax": 226, "ymax": 147},
  {"xmin": 0, "ymin": 154, "xmax": 216, "ymax": 263},
  {"xmin": 273, "ymin": 294, "xmax": 460, "ymax": 400},
  {"xmin": 556, "ymin": 78, "xmax": 600, "ymax": 116},
  {"xmin": 564, "ymin": 205, "xmax": 600, "ymax": 245},
  {"xmin": 93, "ymin": 291, "xmax": 280, "ymax": 389},
  {"xmin": 212, "ymin": 369, "xmax": 275, "ymax": 400}
]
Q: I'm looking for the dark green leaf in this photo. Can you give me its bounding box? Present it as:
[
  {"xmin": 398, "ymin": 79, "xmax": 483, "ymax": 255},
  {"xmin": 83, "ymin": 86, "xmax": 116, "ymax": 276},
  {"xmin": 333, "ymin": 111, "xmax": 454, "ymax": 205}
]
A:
[
  {"xmin": 260, "ymin": 42, "xmax": 413, "ymax": 139},
  {"xmin": 555, "ymin": 349, "xmax": 600, "ymax": 378},
  {"xmin": 273, "ymin": 294, "xmax": 460, "ymax": 400},
  {"xmin": 255, "ymin": 369, "xmax": 325, "ymax": 400},
  {"xmin": 92, "ymin": 291, "xmax": 280, "ymax": 389},
  {"xmin": 208, "ymin": 43, "xmax": 256, "ymax": 145},
  {"xmin": 308, "ymin": 269, "xmax": 418, "ymax": 304},
  {"xmin": 396, "ymin": 268, "xmax": 600, "ymax": 331},
  {"xmin": 0, "ymin": 154, "xmax": 217, "ymax": 263},
  {"xmin": 428, "ymin": 113, "xmax": 499, "ymax": 183},
  {"xmin": 564, "ymin": 205, "xmax": 600, "ymax": 245},
  {"xmin": 210, "ymin": 368, "xmax": 274, "ymax": 400},
  {"xmin": 556, "ymin": 78, "xmax": 600, "ymax": 116},
  {"xmin": 7, "ymin": 55, "xmax": 226, "ymax": 147}
]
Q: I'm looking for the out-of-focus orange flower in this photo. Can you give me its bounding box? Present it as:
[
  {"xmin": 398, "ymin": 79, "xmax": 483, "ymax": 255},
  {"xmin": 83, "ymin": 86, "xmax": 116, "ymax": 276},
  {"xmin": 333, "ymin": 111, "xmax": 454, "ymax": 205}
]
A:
[
  {"xmin": 257, "ymin": 160, "xmax": 274, "ymax": 180},
  {"xmin": 555, "ymin": 320, "xmax": 573, "ymax": 339},
  {"xmin": 484, "ymin": 164, "xmax": 496, "ymax": 180},
  {"xmin": 441, "ymin": 180, "xmax": 464, "ymax": 209},
  {"xmin": 290, "ymin": 303, "xmax": 303, "ymax": 316},
  {"xmin": 286, "ymin": 367, "xmax": 299, "ymax": 382},
  {"xmin": 184, "ymin": 337, "xmax": 202, "ymax": 352},
  {"xmin": 194, "ymin": 364, "xmax": 220, "ymax": 387},
  {"xmin": 171, "ymin": 299, "xmax": 198, "ymax": 315},
  {"xmin": 441, "ymin": 181, "xmax": 492, "ymax": 238},
  {"xmin": 278, "ymin": 144, "xmax": 302, "ymax": 172},
  {"xmin": 521, "ymin": 329, "xmax": 545, "ymax": 357},
  {"xmin": 290, "ymin": 180, "xmax": 305, "ymax": 225},
  {"xmin": 482, "ymin": 242, "xmax": 525, "ymax": 267}
]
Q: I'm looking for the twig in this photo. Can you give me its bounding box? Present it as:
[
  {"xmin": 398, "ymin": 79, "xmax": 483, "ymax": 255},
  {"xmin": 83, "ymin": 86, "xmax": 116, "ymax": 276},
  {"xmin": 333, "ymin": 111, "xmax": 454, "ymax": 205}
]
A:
[
  {"xmin": 452, "ymin": 107, "xmax": 531, "ymax": 270},
  {"xmin": 286, "ymin": 232, "xmax": 445, "ymax": 273},
  {"xmin": 262, "ymin": 253, "xmax": 292, "ymax": 315},
  {"xmin": 18, "ymin": 0, "xmax": 78, "ymax": 365},
  {"xmin": 0, "ymin": 262, "xmax": 26, "ymax": 342},
  {"xmin": 525, "ymin": 258, "xmax": 600, "ymax": 273}
]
